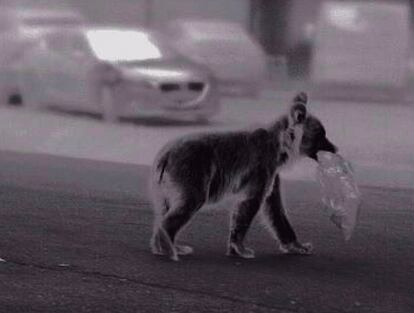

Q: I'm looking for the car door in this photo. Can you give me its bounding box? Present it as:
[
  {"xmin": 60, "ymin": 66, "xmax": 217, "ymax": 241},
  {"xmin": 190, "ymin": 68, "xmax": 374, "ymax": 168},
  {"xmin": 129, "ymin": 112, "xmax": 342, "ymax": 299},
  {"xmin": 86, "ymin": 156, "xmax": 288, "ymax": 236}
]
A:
[
  {"xmin": 17, "ymin": 35, "xmax": 56, "ymax": 105},
  {"xmin": 44, "ymin": 30, "xmax": 94, "ymax": 109},
  {"xmin": 34, "ymin": 33, "xmax": 67, "ymax": 104}
]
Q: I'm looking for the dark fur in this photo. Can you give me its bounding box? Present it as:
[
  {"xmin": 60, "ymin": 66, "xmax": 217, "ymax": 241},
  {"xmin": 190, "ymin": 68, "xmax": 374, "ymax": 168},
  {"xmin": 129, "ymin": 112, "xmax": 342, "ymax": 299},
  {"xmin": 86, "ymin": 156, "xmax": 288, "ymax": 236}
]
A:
[{"xmin": 150, "ymin": 92, "xmax": 336, "ymax": 260}]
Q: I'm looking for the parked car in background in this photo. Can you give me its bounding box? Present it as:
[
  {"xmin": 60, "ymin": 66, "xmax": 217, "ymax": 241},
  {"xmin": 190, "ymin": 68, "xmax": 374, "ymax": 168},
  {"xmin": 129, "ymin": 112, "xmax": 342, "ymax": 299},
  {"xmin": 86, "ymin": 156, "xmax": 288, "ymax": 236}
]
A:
[
  {"xmin": 310, "ymin": 1, "xmax": 410, "ymax": 101},
  {"xmin": 166, "ymin": 19, "xmax": 267, "ymax": 98},
  {"xmin": 0, "ymin": 8, "xmax": 24, "ymax": 104},
  {"xmin": 0, "ymin": 1, "xmax": 86, "ymax": 105},
  {"xmin": 15, "ymin": 26, "xmax": 220, "ymax": 122}
]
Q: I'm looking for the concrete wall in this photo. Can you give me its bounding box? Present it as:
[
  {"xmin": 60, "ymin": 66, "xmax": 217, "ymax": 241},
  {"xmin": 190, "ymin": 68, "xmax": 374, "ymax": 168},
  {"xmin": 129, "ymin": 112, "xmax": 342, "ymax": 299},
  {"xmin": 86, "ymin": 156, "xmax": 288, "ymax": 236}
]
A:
[
  {"xmin": 0, "ymin": 0, "xmax": 150, "ymax": 27},
  {"xmin": 0, "ymin": 0, "xmax": 251, "ymax": 29},
  {"xmin": 2, "ymin": 0, "xmax": 410, "ymax": 57},
  {"xmin": 287, "ymin": 0, "xmax": 412, "ymax": 50},
  {"xmin": 69, "ymin": 0, "xmax": 148, "ymax": 27},
  {"xmin": 150, "ymin": 0, "xmax": 250, "ymax": 29}
]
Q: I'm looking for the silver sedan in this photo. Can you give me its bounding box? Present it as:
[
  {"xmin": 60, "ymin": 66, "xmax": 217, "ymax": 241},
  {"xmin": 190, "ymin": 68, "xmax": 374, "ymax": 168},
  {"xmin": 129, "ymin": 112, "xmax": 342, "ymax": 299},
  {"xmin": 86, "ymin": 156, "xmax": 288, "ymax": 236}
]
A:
[{"xmin": 16, "ymin": 26, "xmax": 220, "ymax": 122}]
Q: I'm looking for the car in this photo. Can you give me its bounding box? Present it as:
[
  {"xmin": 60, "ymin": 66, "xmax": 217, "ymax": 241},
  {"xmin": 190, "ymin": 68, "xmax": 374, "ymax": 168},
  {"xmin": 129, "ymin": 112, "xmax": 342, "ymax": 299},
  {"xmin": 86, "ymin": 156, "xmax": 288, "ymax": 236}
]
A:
[
  {"xmin": 166, "ymin": 19, "xmax": 267, "ymax": 98},
  {"xmin": 16, "ymin": 26, "xmax": 220, "ymax": 122},
  {"xmin": 0, "ymin": 1, "xmax": 86, "ymax": 105},
  {"xmin": 0, "ymin": 8, "xmax": 24, "ymax": 104}
]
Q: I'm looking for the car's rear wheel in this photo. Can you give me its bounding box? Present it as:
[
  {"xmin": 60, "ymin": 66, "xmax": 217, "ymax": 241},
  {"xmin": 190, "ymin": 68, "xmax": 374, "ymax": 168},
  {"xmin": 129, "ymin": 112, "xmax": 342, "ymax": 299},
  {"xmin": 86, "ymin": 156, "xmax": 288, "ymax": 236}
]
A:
[
  {"xmin": 0, "ymin": 86, "xmax": 21, "ymax": 106},
  {"xmin": 100, "ymin": 86, "xmax": 119, "ymax": 123}
]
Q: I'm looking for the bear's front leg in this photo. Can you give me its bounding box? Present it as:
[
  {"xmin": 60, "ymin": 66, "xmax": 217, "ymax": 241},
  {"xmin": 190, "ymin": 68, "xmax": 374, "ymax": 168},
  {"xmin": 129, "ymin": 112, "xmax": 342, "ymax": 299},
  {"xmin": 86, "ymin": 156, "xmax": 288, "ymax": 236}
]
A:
[{"xmin": 262, "ymin": 175, "xmax": 313, "ymax": 255}]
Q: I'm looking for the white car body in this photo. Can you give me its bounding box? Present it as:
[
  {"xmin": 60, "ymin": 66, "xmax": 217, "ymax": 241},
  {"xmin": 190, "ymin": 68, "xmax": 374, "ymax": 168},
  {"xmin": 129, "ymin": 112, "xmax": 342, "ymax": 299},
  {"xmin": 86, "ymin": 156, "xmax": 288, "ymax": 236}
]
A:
[
  {"xmin": 17, "ymin": 26, "xmax": 220, "ymax": 122},
  {"xmin": 166, "ymin": 19, "xmax": 267, "ymax": 98}
]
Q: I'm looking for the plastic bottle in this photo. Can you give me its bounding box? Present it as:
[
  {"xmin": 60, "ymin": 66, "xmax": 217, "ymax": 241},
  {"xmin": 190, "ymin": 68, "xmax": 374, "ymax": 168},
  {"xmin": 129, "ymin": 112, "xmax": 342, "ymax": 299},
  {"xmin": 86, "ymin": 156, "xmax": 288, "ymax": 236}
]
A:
[{"xmin": 316, "ymin": 151, "xmax": 361, "ymax": 241}]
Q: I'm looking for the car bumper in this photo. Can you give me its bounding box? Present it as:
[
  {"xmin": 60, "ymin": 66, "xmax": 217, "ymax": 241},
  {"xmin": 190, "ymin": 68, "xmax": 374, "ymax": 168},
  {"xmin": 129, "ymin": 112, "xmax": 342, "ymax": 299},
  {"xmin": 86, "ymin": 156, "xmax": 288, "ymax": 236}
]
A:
[
  {"xmin": 111, "ymin": 79, "xmax": 221, "ymax": 120},
  {"xmin": 217, "ymin": 79, "xmax": 264, "ymax": 98}
]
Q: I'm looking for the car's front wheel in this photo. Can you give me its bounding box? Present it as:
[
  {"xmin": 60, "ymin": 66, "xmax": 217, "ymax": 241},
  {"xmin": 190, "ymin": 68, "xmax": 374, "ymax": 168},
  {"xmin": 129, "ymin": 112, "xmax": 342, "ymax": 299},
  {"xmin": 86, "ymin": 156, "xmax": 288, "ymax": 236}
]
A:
[{"xmin": 99, "ymin": 86, "xmax": 119, "ymax": 123}]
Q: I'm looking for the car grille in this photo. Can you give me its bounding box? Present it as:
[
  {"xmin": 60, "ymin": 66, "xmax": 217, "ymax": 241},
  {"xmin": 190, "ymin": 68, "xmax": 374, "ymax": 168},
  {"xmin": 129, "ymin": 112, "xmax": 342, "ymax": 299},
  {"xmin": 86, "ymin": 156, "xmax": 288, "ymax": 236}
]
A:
[
  {"xmin": 159, "ymin": 82, "xmax": 206, "ymax": 108},
  {"xmin": 160, "ymin": 83, "xmax": 180, "ymax": 92},
  {"xmin": 159, "ymin": 82, "xmax": 205, "ymax": 93},
  {"xmin": 188, "ymin": 82, "xmax": 204, "ymax": 92}
]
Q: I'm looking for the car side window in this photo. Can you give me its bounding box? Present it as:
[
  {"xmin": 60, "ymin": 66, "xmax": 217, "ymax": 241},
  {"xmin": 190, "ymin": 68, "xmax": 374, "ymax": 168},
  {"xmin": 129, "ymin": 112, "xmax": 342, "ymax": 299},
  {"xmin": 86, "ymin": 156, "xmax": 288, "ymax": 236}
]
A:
[
  {"xmin": 67, "ymin": 34, "xmax": 90, "ymax": 57},
  {"xmin": 45, "ymin": 33, "xmax": 67, "ymax": 53},
  {"xmin": 46, "ymin": 32, "xmax": 90, "ymax": 58}
]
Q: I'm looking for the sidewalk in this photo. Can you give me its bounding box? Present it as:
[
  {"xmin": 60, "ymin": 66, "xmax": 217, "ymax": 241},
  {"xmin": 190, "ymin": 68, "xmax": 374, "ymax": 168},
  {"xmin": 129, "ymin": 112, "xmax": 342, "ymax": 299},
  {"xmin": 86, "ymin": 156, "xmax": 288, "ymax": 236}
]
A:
[{"xmin": 0, "ymin": 84, "xmax": 413, "ymax": 189}]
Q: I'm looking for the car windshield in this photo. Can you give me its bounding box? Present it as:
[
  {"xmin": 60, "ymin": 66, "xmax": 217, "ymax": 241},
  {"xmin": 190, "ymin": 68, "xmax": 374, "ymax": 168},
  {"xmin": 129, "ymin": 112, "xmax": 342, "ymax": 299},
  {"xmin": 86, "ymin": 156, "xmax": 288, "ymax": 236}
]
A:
[{"xmin": 86, "ymin": 29, "xmax": 170, "ymax": 62}]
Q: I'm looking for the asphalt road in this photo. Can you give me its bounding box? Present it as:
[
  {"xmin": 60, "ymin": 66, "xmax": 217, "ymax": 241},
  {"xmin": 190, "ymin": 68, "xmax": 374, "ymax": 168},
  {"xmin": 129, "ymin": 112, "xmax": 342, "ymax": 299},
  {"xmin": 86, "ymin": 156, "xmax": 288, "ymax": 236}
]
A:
[{"xmin": 0, "ymin": 151, "xmax": 413, "ymax": 313}]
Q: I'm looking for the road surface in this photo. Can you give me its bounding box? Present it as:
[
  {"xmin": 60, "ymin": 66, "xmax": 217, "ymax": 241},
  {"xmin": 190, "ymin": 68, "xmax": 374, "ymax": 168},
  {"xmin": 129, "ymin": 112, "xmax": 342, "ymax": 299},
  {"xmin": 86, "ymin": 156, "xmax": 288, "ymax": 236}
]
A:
[{"xmin": 0, "ymin": 151, "xmax": 413, "ymax": 313}]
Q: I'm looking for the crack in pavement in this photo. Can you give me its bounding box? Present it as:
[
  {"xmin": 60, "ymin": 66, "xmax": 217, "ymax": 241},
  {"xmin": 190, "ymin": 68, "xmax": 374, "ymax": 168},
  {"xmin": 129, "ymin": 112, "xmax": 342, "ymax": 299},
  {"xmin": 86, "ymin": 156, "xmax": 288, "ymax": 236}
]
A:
[{"xmin": 3, "ymin": 258, "xmax": 296, "ymax": 313}]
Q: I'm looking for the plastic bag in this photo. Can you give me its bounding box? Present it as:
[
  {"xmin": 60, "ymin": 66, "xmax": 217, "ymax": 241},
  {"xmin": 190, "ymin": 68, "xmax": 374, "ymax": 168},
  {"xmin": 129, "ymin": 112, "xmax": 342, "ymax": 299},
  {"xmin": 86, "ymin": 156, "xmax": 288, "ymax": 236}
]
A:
[{"xmin": 316, "ymin": 152, "xmax": 361, "ymax": 241}]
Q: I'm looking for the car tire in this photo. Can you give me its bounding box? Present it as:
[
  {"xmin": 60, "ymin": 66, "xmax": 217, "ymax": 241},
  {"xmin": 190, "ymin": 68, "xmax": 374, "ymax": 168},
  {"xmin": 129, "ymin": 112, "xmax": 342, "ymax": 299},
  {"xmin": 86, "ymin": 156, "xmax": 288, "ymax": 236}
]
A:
[
  {"xmin": 100, "ymin": 86, "xmax": 119, "ymax": 123},
  {"xmin": 0, "ymin": 86, "xmax": 21, "ymax": 106}
]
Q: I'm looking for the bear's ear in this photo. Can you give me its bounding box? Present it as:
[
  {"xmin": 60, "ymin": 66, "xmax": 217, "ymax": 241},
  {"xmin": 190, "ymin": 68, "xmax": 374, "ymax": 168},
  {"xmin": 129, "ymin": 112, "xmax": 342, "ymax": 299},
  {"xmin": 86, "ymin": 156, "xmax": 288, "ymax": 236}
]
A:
[
  {"xmin": 293, "ymin": 92, "xmax": 308, "ymax": 105},
  {"xmin": 289, "ymin": 92, "xmax": 308, "ymax": 125}
]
